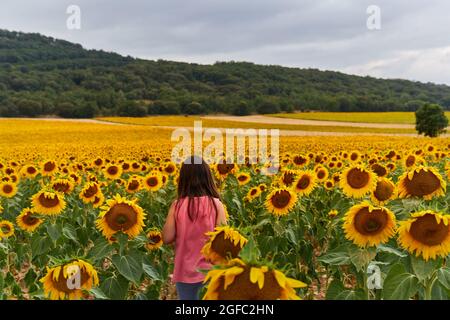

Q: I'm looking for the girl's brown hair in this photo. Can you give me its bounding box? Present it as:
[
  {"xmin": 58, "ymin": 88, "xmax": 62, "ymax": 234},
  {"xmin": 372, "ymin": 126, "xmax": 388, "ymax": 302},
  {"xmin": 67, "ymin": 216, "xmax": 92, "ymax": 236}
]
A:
[{"xmin": 175, "ymin": 155, "xmax": 220, "ymax": 222}]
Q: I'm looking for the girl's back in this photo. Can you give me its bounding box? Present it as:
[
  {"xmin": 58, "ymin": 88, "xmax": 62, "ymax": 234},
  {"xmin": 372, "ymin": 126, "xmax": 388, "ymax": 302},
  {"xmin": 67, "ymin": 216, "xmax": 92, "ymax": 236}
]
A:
[{"xmin": 172, "ymin": 196, "xmax": 218, "ymax": 283}]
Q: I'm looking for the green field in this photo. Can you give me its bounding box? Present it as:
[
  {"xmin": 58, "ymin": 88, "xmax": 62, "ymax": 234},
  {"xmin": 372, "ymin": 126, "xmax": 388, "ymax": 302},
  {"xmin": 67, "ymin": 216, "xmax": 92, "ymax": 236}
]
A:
[
  {"xmin": 270, "ymin": 112, "xmax": 450, "ymax": 124},
  {"xmin": 98, "ymin": 116, "xmax": 416, "ymax": 134}
]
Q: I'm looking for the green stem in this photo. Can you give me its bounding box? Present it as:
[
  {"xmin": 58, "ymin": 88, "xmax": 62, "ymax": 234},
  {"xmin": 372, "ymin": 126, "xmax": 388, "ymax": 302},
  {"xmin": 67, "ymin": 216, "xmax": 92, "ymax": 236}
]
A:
[{"xmin": 424, "ymin": 273, "xmax": 438, "ymax": 300}]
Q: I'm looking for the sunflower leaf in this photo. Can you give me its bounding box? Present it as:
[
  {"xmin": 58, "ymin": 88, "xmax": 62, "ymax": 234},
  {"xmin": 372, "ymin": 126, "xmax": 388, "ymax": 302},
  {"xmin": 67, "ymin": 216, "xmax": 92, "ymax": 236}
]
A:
[
  {"xmin": 382, "ymin": 264, "xmax": 419, "ymax": 300},
  {"xmin": 376, "ymin": 244, "xmax": 407, "ymax": 257},
  {"xmin": 112, "ymin": 253, "xmax": 143, "ymax": 284},
  {"xmin": 437, "ymin": 267, "xmax": 450, "ymax": 290},
  {"xmin": 410, "ymin": 255, "xmax": 437, "ymax": 282},
  {"xmin": 100, "ymin": 275, "xmax": 129, "ymax": 300}
]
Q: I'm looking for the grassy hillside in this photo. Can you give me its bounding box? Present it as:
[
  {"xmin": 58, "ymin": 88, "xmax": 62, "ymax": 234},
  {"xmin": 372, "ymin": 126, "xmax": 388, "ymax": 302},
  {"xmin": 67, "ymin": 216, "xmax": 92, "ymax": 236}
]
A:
[{"xmin": 1, "ymin": 29, "xmax": 450, "ymax": 118}]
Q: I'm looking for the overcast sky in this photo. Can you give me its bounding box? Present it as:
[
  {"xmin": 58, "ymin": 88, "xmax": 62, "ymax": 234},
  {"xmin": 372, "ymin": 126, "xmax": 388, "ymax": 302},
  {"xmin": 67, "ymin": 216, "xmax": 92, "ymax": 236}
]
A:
[{"xmin": 1, "ymin": 0, "xmax": 450, "ymax": 85}]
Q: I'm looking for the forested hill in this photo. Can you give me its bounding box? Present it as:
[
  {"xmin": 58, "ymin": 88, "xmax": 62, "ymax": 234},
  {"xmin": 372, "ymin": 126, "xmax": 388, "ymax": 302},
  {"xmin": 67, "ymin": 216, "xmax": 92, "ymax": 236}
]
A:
[{"xmin": 1, "ymin": 29, "xmax": 450, "ymax": 118}]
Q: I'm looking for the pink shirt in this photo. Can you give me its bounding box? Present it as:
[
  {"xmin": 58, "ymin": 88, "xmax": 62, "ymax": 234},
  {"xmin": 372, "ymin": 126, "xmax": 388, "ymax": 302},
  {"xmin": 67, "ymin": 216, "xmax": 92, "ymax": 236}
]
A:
[{"xmin": 172, "ymin": 196, "xmax": 218, "ymax": 283}]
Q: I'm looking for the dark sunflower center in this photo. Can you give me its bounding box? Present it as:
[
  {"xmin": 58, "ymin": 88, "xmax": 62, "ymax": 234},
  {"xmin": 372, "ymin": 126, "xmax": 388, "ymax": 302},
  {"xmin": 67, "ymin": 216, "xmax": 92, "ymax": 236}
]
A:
[
  {"xmin": 350, "ymin": 153, "xmax": 358, "ymax": 161},
  {"xmin": 146, "ymin": 177, "xmax": 158, "ymax": 187},
  {"xmin": 374, "ymin": 180, "xmax": 394, "ymax": 201},
  {"xmin": 165, "ymin": 165, "xmax": 175, "ymax": 173},
  {"xmin": 404, "ymin": 170, "xmax": 441, "ymax": 197},
  {"xmin": 27, "ymin": 167, "xmax": 37, "ymax": 174},
  {"xmin": 296, "ymin": 176, "xmax": 310, "ymax": 190},
  {"xmin": 128, "ymin": 180, "xmax": 139, "ymax": 190},
  {"xmin": 148, "ymin": 234, "xmax": 162, "ymax": 245},
  {"xmin": 1, "ymin": 224, "xmax": 11, "ymax": 233},
  {"xmin": 44, "ymin": 162, "xmax": 55, "ymax": 172},
  {"xmin": 317, "ymin": 170, "xmax": 326, "ymax": 179},
  {"xmin": 238, "ymin": 175, "xmax": 248, "ymax": 182},
  {"xmin": 23, "ymin": 213, "xmax": 39, "ymax": 226},
  {"xmin": 211, "ymin": 231, "xmax": 242, "ymax": 260},
  {"xmin": 409, "ymin": 214, "xmax": 449, "ymax": 246},
  {"xmin": 271, "ymin": 190, "xmax": 291, "ymax": 209},
  {"xmin": 83, "ymin": 185, "xmax": 98, "ymax": 198},
  {"xmin": 53, "ymin": 183, "xmax": 70, "ymax": 193},
  {"xmin": 122, "ymin": 163, "xmax": 130, "ymax": 170},
  {"xmin": 294, "ymin": 156, "xmax": 307, "ymax": 165},
  {"xmin": 108, "ymin": 167, "xmax": 118, "ymax": 175},
  {"xmin": 53, "ymin": 268, "xmax": 90, "ymax": 294},
  {"xmin": 405, "ymin": 156, "xmax": 416, "ymax": 167},
  {"xmin": 38, "ymin": 193, "xmax": 60, "ymax": 208},
  {"xmin": 354, "ymin": 208, "xmax": 388, "ymax": 235},
  {"xmin": 217, "ymin": 267, "xmax": 282, "ymax": 300},
  {"xmin": 371, "ymin": 164, "xmax": 387, "ymax": 177},
  {"xmin": 95, "ymin": 159, "xmax": 103, "ymax": 166},
  {"xmin": 217, "ymin": 163, "xmax": 234, "ymax": 175},
  {"xmin": 347, "ymin": 168, "xmax": 370, "ymax": 189},
  {"xmin": 283, "ymin": 173, "xmax": 295, "ymax": 185},
  {"xmin": 132, "ymin": 163, "xmax": 140, "ymax": 169},
  {"xmin": 250, "ymin": 189, "xmax": 257, "ymax": 196},
  {"xmin": 3, "ymin": 184, "xmax": 13, "ymax": 193},
  {"xmin": 105, "ymin": 203, "xmax": 138, "ymax": 231}
]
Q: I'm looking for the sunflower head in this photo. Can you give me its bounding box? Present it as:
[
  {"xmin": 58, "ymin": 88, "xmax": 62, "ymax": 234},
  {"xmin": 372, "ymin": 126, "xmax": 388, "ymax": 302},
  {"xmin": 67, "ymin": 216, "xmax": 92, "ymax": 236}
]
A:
[
  {"xmin": 236, "ymin": 172, "xmax": 251, "ymax": 186},
  {"xmin": 371, "ymin": 177, "xmax": 397, "ymax": 205},
  {"xmin": 51, "ymin": 178, "xmax": 75, "ymax": 194},
  {"xmin": 279, "ymin": 170, "xmax": 297, "ymax": 187},
  {"xmin": 245, "ymin": 187, "xmax": 262, "ymax": 202},
  {"xmin": 79, "ymin": 182, "xmax": 101, "ymax": 203},
  {"xmin": 398, "ymin": 211, "xmax": 450, "ymax": 261},
  {"xmin": 0, "ymin": 182, "xmax": 18, "ymax": 198},
  {"xmin": 397, "ymin": 166, "xmax": 446, "ymax": 200},
  {"xmin": 16, "ymin": 208, "xmax": 43, "ymax": 233},
  {"xmin": 203, "ymin": 259, "xmax": 306, "ymax": 300},
  {"xmin": 343, "ymin": 201, "xmax": 396, "ymax": 247},
  {"xmin": 202, "ymin": 226, "xmax": 248, "ymax": 264},
  {"xmin": 0, "ymin": 220, "xmax": 14, "ymax": 239},
  {"xmin": 145, "ymin": 229, "xmax": 163, "ymax": 251},
  {"xmin": 339, "ymin": 165, "xmax": 377, "ymax": 198},
  {"xmin": 104, "ymin": 165, "xmax": 123, "ymax": 180},
  {"xmin": 31, "ymin": 190, "xmax": 66, "ymax": 215},
  {"xmin": 96, "ymin": 194, "xmax": 146, "ymax": 239},
  {"xmin": 143, "ymin": 173, "xmax": 163, "ymax": 192},
  {"xmin": 293, "ymin": 171, "xmax": 316, "ymax": 196},
  {"xmin": 40, "ymin": 259, "xmax": 99, "ymax": 300},
  {"xmin": 265, "ymin": 188, "xmax": 298, "ymax": 216}
]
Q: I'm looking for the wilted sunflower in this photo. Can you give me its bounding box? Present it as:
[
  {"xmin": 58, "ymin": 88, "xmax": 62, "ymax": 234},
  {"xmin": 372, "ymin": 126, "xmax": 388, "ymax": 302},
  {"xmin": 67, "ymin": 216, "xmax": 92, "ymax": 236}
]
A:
[
  {"xmin": 104, "ymin": 164, "xmax": 123, "ymax": 180},
  {"xmin": 0, "ymin": 182, "xmax": 18, "ymax": 198},
  {"xmin": 397, "ymin": 166, "xmax": 446, "ymax": 200},
  {"xmin": 0, "ymin": 220, "xmax": 14, "ymax": 239},
  {"xmin": 203, "ymin": 258, "xmax": 306, "ymax": 300},
  {"xmin": 293, "ymin": 171, "xmax": 316, "ymax": 196},
  {"xmin": 40, "ymin": 259, "xmax": 99, "ymax": 300},
  {"xmin": 236, "ymin": 172, "xmax": 251, "ymax": 186},
  {"xmin": 145, "ymin": 229, "xmax": 163, "ymax": 251},
  {"xmin": 41, "ymin": 160, "xmax": 57, "ymax": 176},
  {"xmin": 397, "ymin": 211, "xmax": 450, "ymax": 261},
  {"xmin": 265, "ymin": 188, "xmax": 298, "ymax": 216},
  {"xmin": 16, "ymin": 208, "xmax": 43, "ymax": 233},
  {"xmin": 51, "ymin": 178, "xmax": 74, "ymax": 194},
  {"xmin": 96, "ymin": 194, "xmax": 146, "ymax": 239},
  {"xmin": 201, "ymin": 226, "xmax": 248, "ymax": 264},
  {"xmin": 31, "ymin": 190, "xmax": 66, "ymax": 215},
  {"xmin": 142, "ymin": 172, "xmax": 163, "ymax": 192},
  {"xmin": 279, "ymin": 170, "xmax": 297, "ymax": 187},
  {"xmin": 79, "ymin": 182, "xmax": 101, "ymax": 204},
  {"xmin": 343, "ymin": 201, "xmax": 396, "ymax": 247},
  {"xmin": 245, "ymin": 187, "xmax": 262, "ymax": 202},
  {"xmin": 371, "ymin": 177, "xmax": 396, "ymax": 205},
  {"xmin": 340, "ymin": 165, "xmax": 377, "ymax": 198}
]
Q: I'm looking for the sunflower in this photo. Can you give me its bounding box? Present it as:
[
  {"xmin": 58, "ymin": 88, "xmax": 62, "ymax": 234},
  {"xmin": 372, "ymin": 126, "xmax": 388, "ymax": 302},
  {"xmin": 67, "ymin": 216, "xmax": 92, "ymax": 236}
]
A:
[
  {"xmin": 21, "ymin": 165, "xmax": 39, "ymax": 178},
  {"xmin": 236, "ymin": 172, "xmax": 251, "ymax": 186},
  {"xmin": 40, "ymin": 259, "xmax": 99, "ymax": 300},
  {"xmin": 245, "ymin": 187, "xmax": 262, "ymax": 202},
  {"xmin": 104, "ymin": 164, "xmax": 123, "ymax": 180},
  {"xmin": 349, "ymin": 150, "xmax": 361, "ymax": 162},
  {"xmin": 0, "ymin": 220, "xmax": 14, "ymax": 239},
  {"xmin": 324, "ymin": 179, "xmax": 334, "ymax": 190},
  {"xmin": 265, "ymin": 188, "xmax": 298, "ymax": 216},
  {"xmin": 16, "ymin": 208, "xmax": 43, "ymax": 233},
  {"xmin": 163, "ymin": 162, "xmax": 177, "ymax": 176},
  {"xmin": 292, "ymin": 155, "xmax": 309, "ymax": 167},
  {"xmin": 142, "ymin": 172, "xmax": 163, "ymax": 192},
  {"xmin": 215, "ymin": 162, "xmax": 236, "ymax": 178},
  {"xmin": 0, "ymin": 182, "xmax": 18, "ymax": 198},
  {"xmin": 371, "ymin": 177, "xmax": 396, "ymax": 205},
  {"xmin": 31, "ymin": 190, "xmax": 66, "ymax": 215},
  {"xmin": 397, "ymin": 166, "xmax": 446, "ymax": 200},
  {"xmin": 145, "ymin": 229, "xmax": 163, "ymax": 251},
  {"xmin": 126, "ymin": 176, "xmax": 142, "ymax": 193},
  {"xmin": 293, "ymin": 171, "xmax": 316, "ymax": 196},
  {"xmin": 79, "ymin": 182, "xmax": 101, "ymax": 204},
  {"xmin": 96, "ymin": 194, "xmax": 146, "ymax": 239},
  {"xmin": 279, "ymin": 170, "xmax": 297, "ymax": 187},
  {"xmin": 328, "ymin": 209, "xmax": 338, "ymax": 218},
  {"xmin": 0, "ymin": 203, "xmax": 3, "ymax": 214},
  {"xmin": 343, "ymin": 201, "xmax": 396, "ymax": 247},
  {"xmin": 203, "ymin": 259, "xmax": 306, "ymax": 300},
  {"xmin": 41, "ymin": 160, "xmax": 57, "ymax": 176},
  {"xmin": 258, "ymin": 184, "xmax": 267, "ymax": 192},
  {"xmin": 201, "ymin": 226, "xmax": 248, "ymax": 264},
  {"xmin": 51, "ymin": 178, "xmax": 74, "ymax": 194},
  {"xmin": 92, "ymin": 192, "xmax": 105, "ymax": 209},
  {"xmin": 340, "ymin": 165, "xmax": 377, "ymax": 198},
  {"xmin": 398, "ymin": 211, "xmax": 450, "ymax": 261},
  {"xmin": 315, "ymin": 166, "xmax": 329, "ymax": 182},
  {"xmin": 370, "ymin": 163, "xmax": 388, "ymax": 177}
]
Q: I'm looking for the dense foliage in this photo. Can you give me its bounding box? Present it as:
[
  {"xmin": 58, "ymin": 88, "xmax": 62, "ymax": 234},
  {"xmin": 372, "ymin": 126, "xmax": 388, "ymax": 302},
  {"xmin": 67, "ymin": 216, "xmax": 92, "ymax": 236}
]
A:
[
  {"xmin": 415, "ymin": 104, "xmax": 449, "ymax": 137},
  {"xmin": 2, "ymin": 29, "xmax": 450, "ymax": 118}
]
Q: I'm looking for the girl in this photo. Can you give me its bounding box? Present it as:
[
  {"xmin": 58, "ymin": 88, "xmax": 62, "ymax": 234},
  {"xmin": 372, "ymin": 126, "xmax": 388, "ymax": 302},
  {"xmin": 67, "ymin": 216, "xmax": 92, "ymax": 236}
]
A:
[{"xmin": 162, "ymin": 156, "xmax": 227, "ymax": 300}]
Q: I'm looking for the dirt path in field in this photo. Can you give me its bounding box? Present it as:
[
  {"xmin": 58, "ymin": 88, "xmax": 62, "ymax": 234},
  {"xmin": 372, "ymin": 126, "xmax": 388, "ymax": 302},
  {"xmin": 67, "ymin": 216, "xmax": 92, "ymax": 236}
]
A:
[
  {"xmin": 202, "ymin": 115, "xmax": 416, "ymax": 129},
  {"xmin": 0, "ymin": 117, "xmax": 125, "ymax": 125}
]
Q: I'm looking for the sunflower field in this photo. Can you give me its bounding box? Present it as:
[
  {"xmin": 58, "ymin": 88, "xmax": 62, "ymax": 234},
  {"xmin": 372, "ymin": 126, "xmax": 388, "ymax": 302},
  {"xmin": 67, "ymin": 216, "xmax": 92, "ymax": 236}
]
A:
[{"xmin": 1, "ymin": 119, "xmax": 450, "ymax": 300}]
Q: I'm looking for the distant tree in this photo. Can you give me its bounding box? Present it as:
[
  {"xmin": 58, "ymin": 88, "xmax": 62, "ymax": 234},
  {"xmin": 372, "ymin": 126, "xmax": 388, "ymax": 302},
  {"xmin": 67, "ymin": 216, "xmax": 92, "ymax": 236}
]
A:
[
  {"xmin": 16, "ymin": 99, "xmax": 42, "ymax": 117},
  {"xmin": 148, "ymin": 100, "xmax": 180, "ymax": 115},
  {"xmin": 184, "ymin": 101, "xmax": 205, "ymax": 115},
  {"xmin": 73, "ymin": 103, "xmax": 97, "ymax": 118},
  {"xmin": 256, "ymin": 100, "xmax": 280, "ymax": 114},
  {"xmin": 415, "ymin": 103, "xmax": 448, "ymax": 137},
  {"xmin": 232, "ymin": 101, "xmax": 251, "ymax": 116},
  {"xmin": 57, "ymin": 102, "xmax": 76, "ymax": 118},
  {"xmin": 118, "ymin": 101, "xmax": 147, "ymax": 117}
]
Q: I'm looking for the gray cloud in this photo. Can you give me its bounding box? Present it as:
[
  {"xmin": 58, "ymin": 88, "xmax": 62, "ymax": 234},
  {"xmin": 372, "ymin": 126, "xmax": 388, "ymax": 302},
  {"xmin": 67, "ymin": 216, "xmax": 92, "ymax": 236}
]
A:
[{"xmin": 1, "ymin": 0, "xmax": 450, "ymax": 84}]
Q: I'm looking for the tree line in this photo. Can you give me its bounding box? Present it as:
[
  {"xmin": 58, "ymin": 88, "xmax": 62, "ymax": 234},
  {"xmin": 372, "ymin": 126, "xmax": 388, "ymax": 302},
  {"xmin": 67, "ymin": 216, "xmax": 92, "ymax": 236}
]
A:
[{"xmin": 1, "ymin": 29, "xmax": 450, "ymax": 118}]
